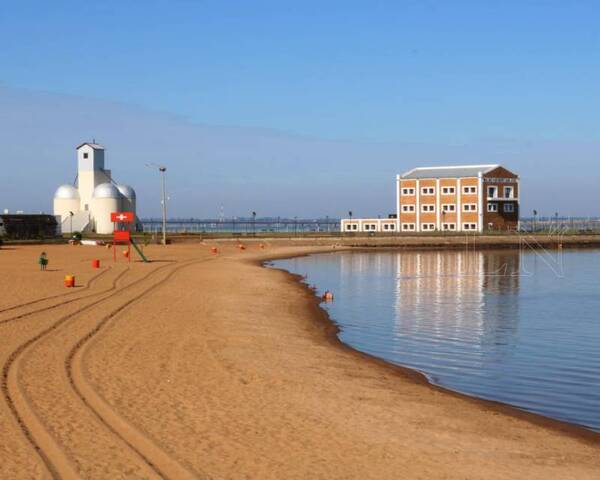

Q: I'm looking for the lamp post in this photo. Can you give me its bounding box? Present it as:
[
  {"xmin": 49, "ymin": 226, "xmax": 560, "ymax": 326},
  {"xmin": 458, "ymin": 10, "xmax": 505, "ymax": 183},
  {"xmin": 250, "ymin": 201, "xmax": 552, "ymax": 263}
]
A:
[
  {"xmin": 533, "ymin": 209, "xmax": 538, "ymax": 233},
  {"xmin": 146, "ymin": 163, "xmax": 168, "ymax": 245},
  {"xmin": 252, "ymin": 211, "xmax": 256, "ymax": 235},
  {"xmin": 69, "ymin": 211, "xmax": 74, "ymax": 235}
]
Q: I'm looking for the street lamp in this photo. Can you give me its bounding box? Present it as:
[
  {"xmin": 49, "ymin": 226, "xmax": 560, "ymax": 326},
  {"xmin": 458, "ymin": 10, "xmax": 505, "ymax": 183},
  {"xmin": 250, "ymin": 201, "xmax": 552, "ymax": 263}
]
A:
[
  {"xmin": 252, "ymin": 211, "xmax": 256, "ymax": 235},
  {"xmin": 69, "ymin": 211, "xmax": 74, "ymax": 235},
  {"xmin": 146, "ymin": 163, "xmax": 168, "ymax": 245},
  {"xmin": 533, "ymin": 209, "xmax": 538, "ymax": 232}
]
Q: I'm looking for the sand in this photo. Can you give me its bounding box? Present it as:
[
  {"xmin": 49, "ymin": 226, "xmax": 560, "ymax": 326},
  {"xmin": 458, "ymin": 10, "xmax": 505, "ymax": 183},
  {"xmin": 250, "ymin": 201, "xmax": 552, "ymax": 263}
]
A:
[{"xmin": 0, "ymin": 242, "xmax": 599, "ymax": 479}]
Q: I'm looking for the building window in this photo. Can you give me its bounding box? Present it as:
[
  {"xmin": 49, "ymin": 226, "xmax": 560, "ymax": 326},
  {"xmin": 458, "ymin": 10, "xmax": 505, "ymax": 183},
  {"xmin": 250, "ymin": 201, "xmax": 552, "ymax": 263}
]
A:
[
  {"xmin": 346, "ymin": 224, "xmax": 352, "ymax": 230},
  {"xmin": 462, "ymin": 203, "xmax": 477, "ymax": 212},
  {"xmin": 442, "ymin": 186, "xmax": 456, "ymax": 195},
  {"xmin": 401, "ymin": 188, "xmax": 415, "ymax": 196},
  {"xmin": 389, "ymin": 224, "xmax": 395, "ymax": 230},
  {"xmin": 504, "ymin": 186, "xmax": 514, "ymax": 198},
  {"xmin": 421, "ymin": 223, "xmax": 435, "ymax": 231},
  {"xmin": 487, "ymin": 186, "xmax": 498, "ymax": 198},
  {"xmin": 442, "ymin": 223, "xmax": 456, "ymax": 231},
  {"xmin": 402, "ymin": 223, "xmax": 415, "ymax": 231},
  {"xmin": 487, "ymin": 203, "xmax": 498, "ymax": 212},
  {"xmin": 421, "ymin": 204, "xmax": 435, "ymax": 213},
  {"xmin": 401, "ymin": 204, "xmax": 415, "ymax": 212},
  {"xmin": 83, "ymin": 152, "xmax": 89, "ymax": 159},
  {"xmin": 352, "ymin": 224, "xmax": 358, "ymax": 230},
  {"xmin": 462, "ymin": 186, "xmax": 477, "ymax": 195},
  {"xmin": 462, "ymin": 223, "xmax": 478, "ymax": 231},
  {"xmin": 442, "ymin": 204, "xmax": 456, "ymax": 212},
  {"xmin": 421, "ymin": 187, "xmax": 435, "ymax": 196},
  {"xmin": 504, "ymin": 203, "xmax": 515, "ymax": 213}
]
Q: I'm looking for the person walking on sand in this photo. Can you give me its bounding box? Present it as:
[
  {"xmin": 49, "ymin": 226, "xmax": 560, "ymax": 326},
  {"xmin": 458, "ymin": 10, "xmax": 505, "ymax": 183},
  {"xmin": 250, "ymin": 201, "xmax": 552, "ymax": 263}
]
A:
[{"xmin": 38, "ymin": 252, "xmax": 48, "ymax": 271}]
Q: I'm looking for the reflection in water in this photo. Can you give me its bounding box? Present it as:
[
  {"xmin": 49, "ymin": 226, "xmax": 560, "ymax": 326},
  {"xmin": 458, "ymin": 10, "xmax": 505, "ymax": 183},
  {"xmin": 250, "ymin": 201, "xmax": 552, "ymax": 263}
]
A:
[{"xmin": 272, "ymin": 249, "xmax": 600, "ymax": 431}]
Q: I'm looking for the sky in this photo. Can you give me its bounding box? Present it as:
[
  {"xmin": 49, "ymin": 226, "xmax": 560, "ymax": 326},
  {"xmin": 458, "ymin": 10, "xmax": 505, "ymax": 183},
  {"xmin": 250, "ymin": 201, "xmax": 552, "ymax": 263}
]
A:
[{"xmin": 0, "ymin": 1, "xmax": 599, "ymax": 218}]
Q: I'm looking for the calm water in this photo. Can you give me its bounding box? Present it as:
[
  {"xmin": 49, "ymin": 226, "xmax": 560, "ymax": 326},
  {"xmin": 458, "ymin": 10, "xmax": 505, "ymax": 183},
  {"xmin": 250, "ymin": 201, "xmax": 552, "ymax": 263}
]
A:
[{"xmin": 271, "ymin": 249, "xmax": 600, "ymax": 431}]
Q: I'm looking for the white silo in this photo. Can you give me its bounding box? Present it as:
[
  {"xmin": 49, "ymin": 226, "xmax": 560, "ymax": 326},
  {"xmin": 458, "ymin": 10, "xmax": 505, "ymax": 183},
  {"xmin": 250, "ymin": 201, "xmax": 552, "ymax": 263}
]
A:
[
  {"xmin": 53, "ymin": 185, "xmax": 80, "ymax": 225},
  {"xmin": 91, "ymin": 183, "xmax": 122, "ymax": 234},
  {"xmin": 116, "ymin": 184, "xmax": 137, "ymax": 214}
]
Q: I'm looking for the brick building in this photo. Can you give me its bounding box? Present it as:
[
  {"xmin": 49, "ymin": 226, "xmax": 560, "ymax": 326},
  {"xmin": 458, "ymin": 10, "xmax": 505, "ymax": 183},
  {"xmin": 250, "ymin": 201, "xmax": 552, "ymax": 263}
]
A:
[
  {"xmin": 398, "ymin": 165, "xmax": 519, "ymax": 233},
  {"xmin": 341, "ymin": 164, "xmax": 519, "ymax": 233}
]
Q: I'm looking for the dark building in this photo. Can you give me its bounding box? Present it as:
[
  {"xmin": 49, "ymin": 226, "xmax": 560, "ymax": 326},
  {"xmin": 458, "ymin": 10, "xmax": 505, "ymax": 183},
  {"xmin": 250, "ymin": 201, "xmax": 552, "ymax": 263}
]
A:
[{"xmin": 0, "ymin": 214, "xmax": 60, "ymax": 240}]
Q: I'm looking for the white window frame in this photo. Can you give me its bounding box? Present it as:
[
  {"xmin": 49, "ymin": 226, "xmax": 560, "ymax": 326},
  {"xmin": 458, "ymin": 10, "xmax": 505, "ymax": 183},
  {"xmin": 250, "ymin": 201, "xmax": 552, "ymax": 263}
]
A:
[
  {"xmin": 352, "ymin": 224, "xmax": 358, "ymax": 231},
  {"xmin": 487, "ymin": 186, "xmax": 498, "ymax": 198},
  {"xmin": 442, "ymin": 223, "xmax": 456, "ymax": 231},
  {"xmin": 389, "ymin": 223, "xmax": 395, "ymax": 230},
  {"xmin": 462, "ymin": 223, "xmax": 477, "ymax": 231},
  {"xmin": 462, "ymin": 203, "xmax": 477, "ymax": 212},
  {"xmin": 503, "ymin": 203, "xmax": 515, "ymax": 213},
  {"xmin": 401, "ymin": 204, "xmax": 415, "ymax": 213},
  {"xmin": 421, "ymin": 223, "xmax": 436, "ymax": 231},
  {"xmin": 487, "ymin": 203, "xmax": 498, "ymax": 212},
  {"xmin": 421, "ymin": 186, "xmax": 435, "ymax": 196},
  {"xmin": 401, "ymin": 223, "xmax": 415, "ymax": 231},
  {"xmin": 401, "ymin": 187, "xmax": 415, "ymax": 196},
  {"xmin": 442, "ymin": 204, "xmax": 456, "ymax": 212},
  {"xmin": 421, "ymin": 204, "xmax": 435, "ymax": 213},
  {"xmin": 441, "ymin": 186, "xmax": 456, "ymax": 195},
  {"xmin": 462, "ymin": 186, "xmax": 477, "ymax": 195},
  {"xmin": 504, "ymin": 186, "xmax": 514, "ymax": 199}
]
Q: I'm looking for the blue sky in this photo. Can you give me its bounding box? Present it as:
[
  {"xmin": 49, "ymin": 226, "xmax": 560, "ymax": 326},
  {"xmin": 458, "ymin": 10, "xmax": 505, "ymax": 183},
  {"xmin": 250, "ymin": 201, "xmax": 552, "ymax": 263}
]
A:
[{"xmin": 1, "ymin": 1, "xmax": 599, "ymax": 217}]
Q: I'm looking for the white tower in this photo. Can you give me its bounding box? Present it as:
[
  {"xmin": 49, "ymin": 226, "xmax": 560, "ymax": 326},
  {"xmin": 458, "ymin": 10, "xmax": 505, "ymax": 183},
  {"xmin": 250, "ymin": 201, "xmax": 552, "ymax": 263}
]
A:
[
  {"xmin": 77, "ymin": 143, "xmax": 112, "ymax": 212},
  {"xmin": 53, "ymin": 142, "xmax": 138, "ymax": 235}
]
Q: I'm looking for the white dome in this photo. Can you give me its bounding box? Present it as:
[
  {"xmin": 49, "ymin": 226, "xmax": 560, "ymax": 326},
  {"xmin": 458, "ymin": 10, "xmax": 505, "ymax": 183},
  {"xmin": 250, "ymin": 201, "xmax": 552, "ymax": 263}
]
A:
[
  {"xmin": 117, "ymin": 184, "xmax": 136, "ymax": 199},
  {"xmin": 54, "ymin": 184, "xmax": 80, "ymax": 200},
  {"xmin": 93, "ymin": 182, "xmax": 121, "ymax": 199}
]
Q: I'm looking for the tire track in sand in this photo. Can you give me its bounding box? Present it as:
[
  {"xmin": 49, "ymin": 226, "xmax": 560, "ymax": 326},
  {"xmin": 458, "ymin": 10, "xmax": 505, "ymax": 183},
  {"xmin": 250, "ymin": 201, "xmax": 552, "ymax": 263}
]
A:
[
  {"xmin": 66, "ymin": 259, "xmax": 210, "ymax": 480},
  {"xmin": 0, "ymin": 268, "xmax": 111, "ymax": 326},
  {"xmin": 2, "ymin": 267, "xmax": 131, "ymax": 479},
  {"xmin": 0, "ymin": 267, "xmax": 109, "ymax": 315}
]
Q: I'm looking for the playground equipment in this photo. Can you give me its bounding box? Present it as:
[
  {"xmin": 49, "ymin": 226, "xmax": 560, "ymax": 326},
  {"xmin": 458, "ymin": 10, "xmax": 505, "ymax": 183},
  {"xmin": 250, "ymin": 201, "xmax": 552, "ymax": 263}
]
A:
[{"xmin": 111, "ymin": 212, "xmax": 149, "ymax": 263}]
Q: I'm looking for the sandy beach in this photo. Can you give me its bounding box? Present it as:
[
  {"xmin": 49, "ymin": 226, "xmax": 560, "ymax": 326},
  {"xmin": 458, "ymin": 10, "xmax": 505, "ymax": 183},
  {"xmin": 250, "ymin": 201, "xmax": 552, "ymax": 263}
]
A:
[{"xmin": 1, "ymin": 241, "xmax": 599, "ymax": 479}]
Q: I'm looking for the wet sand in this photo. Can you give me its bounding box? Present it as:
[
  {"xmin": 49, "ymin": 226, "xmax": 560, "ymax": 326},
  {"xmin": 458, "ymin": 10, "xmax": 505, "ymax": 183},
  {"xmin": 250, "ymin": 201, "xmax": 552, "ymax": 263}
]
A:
[{"xmin": 1, "ymin": 242, "xmax": 599, "ymax": 479}]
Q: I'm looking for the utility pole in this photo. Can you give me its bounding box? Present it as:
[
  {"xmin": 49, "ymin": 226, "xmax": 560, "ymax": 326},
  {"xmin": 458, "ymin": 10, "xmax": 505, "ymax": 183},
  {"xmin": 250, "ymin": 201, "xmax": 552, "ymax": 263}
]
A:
[
  {"xmin": 146, "ymin": 163, "xmax": 168, "ymax": 245},
  {"xmin": 160, "ymin": 166, "xmax": 167, "ymax": 245}
]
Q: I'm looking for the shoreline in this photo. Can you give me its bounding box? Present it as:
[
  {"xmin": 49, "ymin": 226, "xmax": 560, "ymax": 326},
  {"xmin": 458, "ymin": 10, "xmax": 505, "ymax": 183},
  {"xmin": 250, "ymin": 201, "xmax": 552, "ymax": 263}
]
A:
[{"xmin": 258, "ymin": 247, "xmax": 600, "ymax": 445}]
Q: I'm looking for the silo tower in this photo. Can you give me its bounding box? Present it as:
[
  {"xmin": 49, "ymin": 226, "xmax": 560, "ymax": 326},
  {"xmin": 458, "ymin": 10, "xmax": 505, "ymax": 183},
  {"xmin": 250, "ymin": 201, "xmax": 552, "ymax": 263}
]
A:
[
  {"xmin": 91, "ymin": 183, "xmax": 121, "ymax": 234},
  {"xmin": 53, "ymin": 185, "xmax": 80, "ymax": 223},
  {"xmin": 117, "ymin": 184, "xmax": 136, "ymax": 213}
]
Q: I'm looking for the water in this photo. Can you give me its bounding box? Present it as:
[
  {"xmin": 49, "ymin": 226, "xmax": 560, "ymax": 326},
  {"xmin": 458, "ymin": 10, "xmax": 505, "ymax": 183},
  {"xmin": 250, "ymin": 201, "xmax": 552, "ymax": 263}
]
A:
[{"xmin": 270, "ymin": 249, "xmax": 600, "ymax": 431}]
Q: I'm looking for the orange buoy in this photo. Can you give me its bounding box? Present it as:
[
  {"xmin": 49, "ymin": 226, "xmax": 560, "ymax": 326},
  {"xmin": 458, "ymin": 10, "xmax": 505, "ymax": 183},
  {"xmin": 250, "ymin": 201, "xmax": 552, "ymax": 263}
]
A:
[
  {"xmin": 239, "ymin": 244, "xmax": 246, "ymax": 250},
  {"xmin": 322, "ymin": 290, "xmax": 334, "ymax": 301},
  {"xmin": 122, "ymin": 249, "xmax": 129, "ymax": 258},
  {"xmin": 259, "ymin": 243, "xmax": 265, "ymax": 249},
  {"xmin": 64, "ymin": 275, "xmax": 75, "ymax": 288},
  {"xmin": 211, "ymin": 247, "xmax": 218, "ymax": 254},
  {"xmin": 91, "ymin": 259, "xmax": 100, "ymax": 269}
]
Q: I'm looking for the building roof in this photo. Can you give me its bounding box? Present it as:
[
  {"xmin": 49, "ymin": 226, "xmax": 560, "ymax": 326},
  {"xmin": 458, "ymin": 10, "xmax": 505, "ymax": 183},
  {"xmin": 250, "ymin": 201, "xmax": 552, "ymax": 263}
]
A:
[
  {"xmin": 400, "ymin": 164, "xmax": 500, "ymax": 179},
  {"xmin": 76, "ymin": 142, "xmax": 105, "ymax": 150}
]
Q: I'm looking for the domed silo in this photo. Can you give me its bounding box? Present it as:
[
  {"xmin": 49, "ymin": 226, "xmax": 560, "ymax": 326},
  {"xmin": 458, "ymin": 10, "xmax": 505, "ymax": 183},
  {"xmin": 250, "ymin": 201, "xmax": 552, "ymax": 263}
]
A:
[
  {"xmin": 116, "ymin": 184, "xmax": 137, "ymax": 215},
  {"xmin": 53, "ymin": 185, "xmax": 80, "ymax": 225},
  {"xmin": 91, "ymin": 183, "xmax": 122, "ymax": 234}
]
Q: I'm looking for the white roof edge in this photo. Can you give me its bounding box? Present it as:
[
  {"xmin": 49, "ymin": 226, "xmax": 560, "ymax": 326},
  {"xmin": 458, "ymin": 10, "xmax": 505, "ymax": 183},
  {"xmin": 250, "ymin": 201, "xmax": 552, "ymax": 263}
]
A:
[{"xmin": 399, "ymin": 164, "xmax": 502, "ymax": 178}]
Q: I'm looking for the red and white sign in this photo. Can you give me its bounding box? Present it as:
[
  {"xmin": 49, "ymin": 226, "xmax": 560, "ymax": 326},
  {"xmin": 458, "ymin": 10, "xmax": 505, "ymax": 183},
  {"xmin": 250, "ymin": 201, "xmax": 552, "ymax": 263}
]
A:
[{"xmin": 111, "ymin": 211, "xmax": 134, "ymax": 223}]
